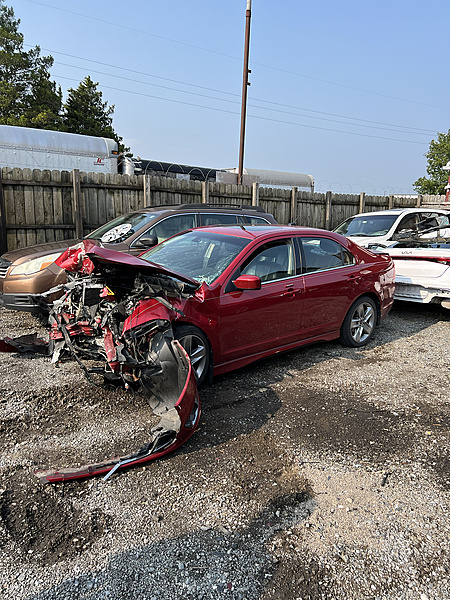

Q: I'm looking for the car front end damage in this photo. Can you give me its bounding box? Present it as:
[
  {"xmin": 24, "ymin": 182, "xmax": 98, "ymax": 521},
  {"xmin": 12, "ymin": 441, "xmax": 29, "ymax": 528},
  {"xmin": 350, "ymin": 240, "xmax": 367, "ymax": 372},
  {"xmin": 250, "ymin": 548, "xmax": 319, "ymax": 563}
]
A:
[{"xmin": 32, "ymin": 242, "xmax": 201, "ymax": 482}]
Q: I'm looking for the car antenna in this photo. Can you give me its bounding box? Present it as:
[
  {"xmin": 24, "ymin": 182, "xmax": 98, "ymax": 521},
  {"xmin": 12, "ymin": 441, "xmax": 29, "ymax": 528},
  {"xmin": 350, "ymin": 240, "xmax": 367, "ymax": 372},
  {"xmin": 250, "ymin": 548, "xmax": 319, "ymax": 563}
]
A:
[{"xmin": 239, "ymin": 224, "xmax": 258, "ymax": 238}]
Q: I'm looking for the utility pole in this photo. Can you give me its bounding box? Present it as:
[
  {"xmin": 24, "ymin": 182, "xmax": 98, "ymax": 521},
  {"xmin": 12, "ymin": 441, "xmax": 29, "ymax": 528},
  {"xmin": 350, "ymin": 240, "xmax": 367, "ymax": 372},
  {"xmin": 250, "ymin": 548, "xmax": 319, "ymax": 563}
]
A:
[{"xmin": 238, "ymin": 0, "xmax": 252, "ymax": 185}]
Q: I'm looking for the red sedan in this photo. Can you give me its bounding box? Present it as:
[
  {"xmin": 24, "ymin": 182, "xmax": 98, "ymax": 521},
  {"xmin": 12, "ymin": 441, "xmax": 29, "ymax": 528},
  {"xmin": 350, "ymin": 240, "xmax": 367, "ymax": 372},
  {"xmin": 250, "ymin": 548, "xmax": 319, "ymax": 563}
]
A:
[
  {"xmin": 35, "ymin": 225, "xmax": 394, "ymax": 482},
  {"xmin": 83, "ymin": 224, "xmax": 395, "ymax": 385}
]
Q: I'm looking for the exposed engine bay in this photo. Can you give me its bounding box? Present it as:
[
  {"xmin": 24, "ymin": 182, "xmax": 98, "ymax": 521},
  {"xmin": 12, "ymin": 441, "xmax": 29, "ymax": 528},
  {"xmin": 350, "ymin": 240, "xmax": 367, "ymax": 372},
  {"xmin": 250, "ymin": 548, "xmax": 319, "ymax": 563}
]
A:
[{"xmin": 2, "ymin": 242, "xmax": 201, "ymax": 483}]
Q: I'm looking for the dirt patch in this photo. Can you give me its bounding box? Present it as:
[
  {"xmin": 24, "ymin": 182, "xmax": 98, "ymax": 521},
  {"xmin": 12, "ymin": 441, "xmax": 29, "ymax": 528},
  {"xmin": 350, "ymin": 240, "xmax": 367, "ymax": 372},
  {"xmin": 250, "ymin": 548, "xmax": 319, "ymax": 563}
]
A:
[{"xmin": 0, "ymin": 468, "xmax": 108, "ymax": 565}]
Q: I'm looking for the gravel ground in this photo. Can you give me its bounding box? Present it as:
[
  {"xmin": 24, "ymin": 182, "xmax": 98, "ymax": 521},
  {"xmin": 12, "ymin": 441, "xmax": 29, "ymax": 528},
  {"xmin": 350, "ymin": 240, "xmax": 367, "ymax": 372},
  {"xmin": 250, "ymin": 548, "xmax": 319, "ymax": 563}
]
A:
[{"xmin": 0, "ymin": 302, "xmax": 449, "ymax": 600}]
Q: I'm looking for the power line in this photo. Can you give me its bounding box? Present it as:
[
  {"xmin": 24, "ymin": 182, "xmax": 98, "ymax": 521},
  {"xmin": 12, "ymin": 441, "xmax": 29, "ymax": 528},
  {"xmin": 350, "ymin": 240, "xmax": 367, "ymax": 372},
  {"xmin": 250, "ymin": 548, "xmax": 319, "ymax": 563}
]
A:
[
  {"xmin": 36, "ymin": 46, "xmax": 241, "ymax": 99},
  {"xmin": 3, "ymin": 33, "xmax": 438, "ymax": 138},
  {"xmin": 22, "ymin": 0, "xmax": 239, "ymax": 61},
  {"xmin": 249, "ymin": 98, "xmax": 436, "ymax": 134},
  {"xmin": 11, "ymin": 37, "xmax": 439, "ymax": 136},
  {"xmin": 54, "ymin": 74, "xmax": 428, "ymax": 145},
  {"xmin": 22, "ymin": 0, "xmax": 450, "ymax": 112},
  {"xmin": 53, "ymin": 60, "xmax": 432, "ymax": 137}
]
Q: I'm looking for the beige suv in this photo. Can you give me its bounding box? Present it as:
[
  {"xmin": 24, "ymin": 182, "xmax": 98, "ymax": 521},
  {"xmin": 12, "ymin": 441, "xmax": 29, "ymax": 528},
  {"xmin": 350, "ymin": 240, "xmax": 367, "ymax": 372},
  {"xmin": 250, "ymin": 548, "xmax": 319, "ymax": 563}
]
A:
[{"xmin": 0, "ymin": 204, "xmax": 277, "ymax": 312}]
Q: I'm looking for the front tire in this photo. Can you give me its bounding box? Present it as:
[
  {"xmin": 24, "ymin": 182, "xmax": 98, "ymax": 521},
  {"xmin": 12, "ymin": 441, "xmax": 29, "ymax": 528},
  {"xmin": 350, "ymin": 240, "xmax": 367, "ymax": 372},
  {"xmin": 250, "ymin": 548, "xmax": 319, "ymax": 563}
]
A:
[
  {"xmin": 340, "ymin": 296, "xmax": 376, "ymax": 348},
  {"xmin": 173, "ymin": 324, "xmax": 211, "ymax": 386}
]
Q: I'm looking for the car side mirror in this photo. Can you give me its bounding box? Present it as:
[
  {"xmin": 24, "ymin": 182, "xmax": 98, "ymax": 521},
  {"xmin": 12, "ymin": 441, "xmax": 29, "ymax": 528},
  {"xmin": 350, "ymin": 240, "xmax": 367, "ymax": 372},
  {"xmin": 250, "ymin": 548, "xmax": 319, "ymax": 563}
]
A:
[
  {"xmin": 233, "ymin": 274, "xmax": 261, "ymax": 290},
  {"xmin": 135, "ymin": 234, "xmax": 158, "ymax": 248}
]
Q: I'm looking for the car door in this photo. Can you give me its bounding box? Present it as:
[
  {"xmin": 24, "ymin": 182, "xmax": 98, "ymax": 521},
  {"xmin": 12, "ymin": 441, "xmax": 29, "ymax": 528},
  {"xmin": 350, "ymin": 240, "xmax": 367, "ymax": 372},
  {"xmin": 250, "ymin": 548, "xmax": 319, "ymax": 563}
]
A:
[
  {"xmin": 217, "ymin": 237, "xmax": 304, "ymax": 363},
  {"xmin": 299, "ymin": 236, "xmax": 359, "ymax": 338}
]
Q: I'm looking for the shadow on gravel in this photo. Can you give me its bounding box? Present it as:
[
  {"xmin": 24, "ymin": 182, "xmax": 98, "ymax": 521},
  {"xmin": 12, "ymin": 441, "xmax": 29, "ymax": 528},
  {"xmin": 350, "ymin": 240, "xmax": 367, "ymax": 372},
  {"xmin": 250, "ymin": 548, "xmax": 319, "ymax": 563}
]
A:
[
  {"xmin": 23, "ymin": 491, "xmax": 330, "ymax": 600},
  {"xmin": 268, "ymin": 384, "xmax": 450, "ymax": 490}
]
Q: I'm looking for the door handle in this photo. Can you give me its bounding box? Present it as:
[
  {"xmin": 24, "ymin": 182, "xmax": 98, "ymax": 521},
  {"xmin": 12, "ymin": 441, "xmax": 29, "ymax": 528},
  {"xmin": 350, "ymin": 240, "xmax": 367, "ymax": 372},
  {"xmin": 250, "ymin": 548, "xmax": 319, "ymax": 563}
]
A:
[{"xmin": 347, "ymin": 274, "xmax": 361, "ymax": 281}]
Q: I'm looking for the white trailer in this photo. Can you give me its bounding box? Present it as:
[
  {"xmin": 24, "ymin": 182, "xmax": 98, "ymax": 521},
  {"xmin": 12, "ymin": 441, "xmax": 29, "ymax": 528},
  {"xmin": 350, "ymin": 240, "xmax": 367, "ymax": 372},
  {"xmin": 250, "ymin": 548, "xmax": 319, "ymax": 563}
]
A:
[
  {"xmin": 216, "ymin": 167, "xmax": 315, "ymax": 191},
  {"xmin": 0, "ymin": 125, "xmax": 118, "ymax": 173}
]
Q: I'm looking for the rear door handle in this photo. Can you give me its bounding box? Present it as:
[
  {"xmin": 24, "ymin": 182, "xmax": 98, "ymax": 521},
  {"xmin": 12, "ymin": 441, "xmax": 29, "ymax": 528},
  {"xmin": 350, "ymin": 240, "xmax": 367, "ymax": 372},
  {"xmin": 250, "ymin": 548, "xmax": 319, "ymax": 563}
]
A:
[{"xmin": 347, "ymin": 274, "xmax": 361, "ymax": 281}]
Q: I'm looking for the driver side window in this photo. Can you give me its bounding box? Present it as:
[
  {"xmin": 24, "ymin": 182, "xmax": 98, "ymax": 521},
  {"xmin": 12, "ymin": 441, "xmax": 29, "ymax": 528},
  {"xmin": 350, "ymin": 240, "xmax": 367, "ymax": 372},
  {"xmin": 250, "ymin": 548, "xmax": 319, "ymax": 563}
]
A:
[
  {"xmin": 146, "ymin": 214, "xmax": 196, "ymax": 243},
  {"xmin": 241, "ymin": 240, "xmax": 295, "ymax": 282},
  {"xmin": 395, "ymin": 215, "xmax": 419, "ymax": 234}
]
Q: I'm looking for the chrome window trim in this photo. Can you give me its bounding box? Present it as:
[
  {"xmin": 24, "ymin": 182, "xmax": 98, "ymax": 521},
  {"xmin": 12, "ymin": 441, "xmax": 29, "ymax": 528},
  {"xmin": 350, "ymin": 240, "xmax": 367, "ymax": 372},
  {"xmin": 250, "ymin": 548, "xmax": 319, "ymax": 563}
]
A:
[
  {"xmin": 260, "ymin": 273, "xmax": 300, "ymax": 285},
  {"xmin": 302, "ymin": 263, "xmax": 354, "ymax": 276}
]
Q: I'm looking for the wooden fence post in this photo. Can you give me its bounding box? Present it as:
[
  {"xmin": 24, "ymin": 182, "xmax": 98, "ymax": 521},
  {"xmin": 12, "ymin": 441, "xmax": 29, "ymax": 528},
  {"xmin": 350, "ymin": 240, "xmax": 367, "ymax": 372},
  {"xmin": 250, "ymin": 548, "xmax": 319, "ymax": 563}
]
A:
[
  {"xmin": 0, "ymin": 167, "xmax": 8, "ymax": 254},
  {"xmin": 388, "ymin": 194, "xmax": 394, "ymax": 209},
  {"xmin": 72, "ymin": 169, "xmax": 83, "ymax": 239},
  {"xmin": 202, "ymin": 181, "xmax": 209, "ymax": 204},
  {"xmin": 0, "ymin": 170, "xmax": 6, "ymax": 254},
  {"xmin": 325, "ymin": 191, "xmax": 333, "ymax": 229},
  {"xmin": 290, "ymin": 187, "xmax": 297, "ymax": 223},
  {"xmin": 144, "ymin": 175, "xmax": 151, "ymax": 206},
  {"xmin": 359, "ymin": 192, "xmax": 366, "ymax": 213},
  {"xmin": 252, "ymin": 182, "xmax": 259, "ymax": 206},
  {"xmin": 416, "ymin": 194, "xmax": 422, "ymax": 208}
]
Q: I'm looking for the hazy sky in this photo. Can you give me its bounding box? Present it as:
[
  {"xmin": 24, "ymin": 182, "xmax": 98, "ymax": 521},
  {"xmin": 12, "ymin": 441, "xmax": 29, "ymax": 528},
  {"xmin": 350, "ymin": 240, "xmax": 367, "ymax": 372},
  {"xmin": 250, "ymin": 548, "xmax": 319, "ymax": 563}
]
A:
[{"xmin": 10, "ymin": 0, "xmax": 450, "ymax": 194}]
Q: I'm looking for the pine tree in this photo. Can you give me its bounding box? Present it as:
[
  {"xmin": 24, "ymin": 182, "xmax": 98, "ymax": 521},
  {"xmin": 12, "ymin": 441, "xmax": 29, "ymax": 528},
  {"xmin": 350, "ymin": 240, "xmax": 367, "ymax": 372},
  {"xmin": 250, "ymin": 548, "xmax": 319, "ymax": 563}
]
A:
[
  {"xmin": 62, "ymin": 76, "xmax": 128, "ymax": 152},
  {"xmin": 0, "ymin": 0, "xmax": 62, "ymax": 129}
]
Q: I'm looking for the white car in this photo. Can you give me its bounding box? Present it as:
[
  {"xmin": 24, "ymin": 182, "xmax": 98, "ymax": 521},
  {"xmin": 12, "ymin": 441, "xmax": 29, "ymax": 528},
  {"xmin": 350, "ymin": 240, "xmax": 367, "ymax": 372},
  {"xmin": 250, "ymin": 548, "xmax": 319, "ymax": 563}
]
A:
[
  {"xmin": 333, "ymin": 208, "xmax": 450, "ymax": 248},
  {"xmin": 371, "ymin": 243, "xmax": 450, "ymax": 309},
  {"xmin": 335, "ymin": 208, "xmax": 450, "ymax": 308}
]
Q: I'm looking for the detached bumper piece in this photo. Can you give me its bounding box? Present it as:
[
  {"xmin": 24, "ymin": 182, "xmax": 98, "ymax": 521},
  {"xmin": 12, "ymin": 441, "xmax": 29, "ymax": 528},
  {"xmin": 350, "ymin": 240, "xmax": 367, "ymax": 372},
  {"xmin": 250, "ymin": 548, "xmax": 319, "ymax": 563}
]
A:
[
  {"xmin": 31, "ymin": 245, "xmax": 201, "ymax": 483},
  {"xmin": 35, "ymin": 339, "xmax": 200, "ymax": 483},
  {"xmin": 0, "ymin": 333, "xmax": 49, "ymax": 353}
]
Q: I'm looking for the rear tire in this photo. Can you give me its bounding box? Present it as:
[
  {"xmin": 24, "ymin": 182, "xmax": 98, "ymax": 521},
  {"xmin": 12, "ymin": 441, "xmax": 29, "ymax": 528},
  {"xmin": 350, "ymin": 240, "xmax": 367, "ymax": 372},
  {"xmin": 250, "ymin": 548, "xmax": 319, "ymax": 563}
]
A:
[
  {"xmin": 173, "ymin": 324, "xmax": 211, "ymax": 386},
  {"xmin": 340, "ymin": 296, "xmax": 376, "ymax": 348}
]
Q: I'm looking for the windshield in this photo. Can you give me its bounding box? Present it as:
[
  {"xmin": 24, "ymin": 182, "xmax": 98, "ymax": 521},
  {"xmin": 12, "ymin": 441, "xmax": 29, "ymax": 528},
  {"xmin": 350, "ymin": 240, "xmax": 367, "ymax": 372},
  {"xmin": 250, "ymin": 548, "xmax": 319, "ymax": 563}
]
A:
[
  {"xmin": 334, "ymin": 214, "xmax": 398, "ymax": 237},
  {"xmin": 140, "ymin": 231, "xmax": 251, "ymax": 284},
  {"xmin": 85, "ymin": 212, "xmax": 161, "ymax": 243}
]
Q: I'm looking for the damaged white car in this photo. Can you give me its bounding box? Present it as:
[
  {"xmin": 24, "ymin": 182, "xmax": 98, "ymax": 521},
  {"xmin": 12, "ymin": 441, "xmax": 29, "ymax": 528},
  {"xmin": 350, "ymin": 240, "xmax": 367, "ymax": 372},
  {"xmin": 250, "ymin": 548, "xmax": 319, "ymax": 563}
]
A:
[{"xmin": 369, "ymin": 213, "xmax": 450, "ymax": 308}]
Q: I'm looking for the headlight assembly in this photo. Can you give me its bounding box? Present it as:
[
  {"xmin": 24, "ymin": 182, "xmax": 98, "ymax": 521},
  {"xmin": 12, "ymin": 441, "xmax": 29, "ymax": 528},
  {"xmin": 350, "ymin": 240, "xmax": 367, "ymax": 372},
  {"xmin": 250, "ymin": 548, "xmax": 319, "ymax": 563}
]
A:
[{"xmin": 10, "ymin": 252, "xmax": 63, "ymax": 276}]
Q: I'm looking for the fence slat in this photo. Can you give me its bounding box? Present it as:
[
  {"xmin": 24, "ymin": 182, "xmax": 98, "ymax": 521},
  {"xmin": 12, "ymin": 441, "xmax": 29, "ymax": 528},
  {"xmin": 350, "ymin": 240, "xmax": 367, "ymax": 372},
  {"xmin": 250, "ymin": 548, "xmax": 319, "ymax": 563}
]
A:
[{"xmin": 1, "ymin": 166, "xmax": 447, "ymax": 252}]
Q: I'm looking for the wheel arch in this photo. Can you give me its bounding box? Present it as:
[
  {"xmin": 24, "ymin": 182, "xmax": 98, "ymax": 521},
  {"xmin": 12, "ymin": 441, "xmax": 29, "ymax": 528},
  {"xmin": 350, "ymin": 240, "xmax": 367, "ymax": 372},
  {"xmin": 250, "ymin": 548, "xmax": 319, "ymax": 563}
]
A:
[
  {"xmin": 354, "ymin": 291, "xmax": 381, "ymax": 325},
  {"xmin": 172, "ymin": 321, "xmax": 214, "ymax": 385}
]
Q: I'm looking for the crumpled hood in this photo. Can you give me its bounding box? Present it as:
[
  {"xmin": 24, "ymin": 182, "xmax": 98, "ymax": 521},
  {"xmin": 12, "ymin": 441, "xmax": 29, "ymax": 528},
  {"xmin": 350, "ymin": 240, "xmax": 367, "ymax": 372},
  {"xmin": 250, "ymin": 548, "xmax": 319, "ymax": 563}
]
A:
[{"xmin": 56, "ymin": 240, "xmax": 201, "ymax": 288}]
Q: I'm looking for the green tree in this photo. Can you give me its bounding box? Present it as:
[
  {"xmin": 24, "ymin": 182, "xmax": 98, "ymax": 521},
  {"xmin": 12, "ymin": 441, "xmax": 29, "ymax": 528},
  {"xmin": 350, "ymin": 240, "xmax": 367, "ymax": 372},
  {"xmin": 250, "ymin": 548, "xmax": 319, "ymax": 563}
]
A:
[
  {"xmin": 62, "ymin": 76, "xmax": 128, "ymax": 152},
  {"xmin": 414, "ymin": 129, "xmax": 450, "ymax": 195},
  {"xmin": 0, "ymin": 0, "xmax": 62, "ymax": 128}
]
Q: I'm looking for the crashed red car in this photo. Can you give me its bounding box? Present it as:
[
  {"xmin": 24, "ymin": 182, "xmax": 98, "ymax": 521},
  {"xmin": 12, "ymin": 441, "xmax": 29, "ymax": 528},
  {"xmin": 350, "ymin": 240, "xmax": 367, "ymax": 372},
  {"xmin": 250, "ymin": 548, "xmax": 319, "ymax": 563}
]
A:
[
  {"xmin": 27, "ymin": 225, "xmax": 394, "ymax": 482},
  {"xmin": 49, "ymin": 225, "xmax": 395, "ymax": 388}
]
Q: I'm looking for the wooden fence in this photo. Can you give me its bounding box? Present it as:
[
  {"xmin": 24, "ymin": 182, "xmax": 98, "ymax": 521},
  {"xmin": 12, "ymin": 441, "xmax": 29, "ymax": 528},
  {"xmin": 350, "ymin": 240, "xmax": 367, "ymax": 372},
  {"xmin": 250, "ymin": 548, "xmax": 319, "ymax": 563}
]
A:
[{"xmin": 0, "ymin": 167, "xmax": 446, "ymax": 253}]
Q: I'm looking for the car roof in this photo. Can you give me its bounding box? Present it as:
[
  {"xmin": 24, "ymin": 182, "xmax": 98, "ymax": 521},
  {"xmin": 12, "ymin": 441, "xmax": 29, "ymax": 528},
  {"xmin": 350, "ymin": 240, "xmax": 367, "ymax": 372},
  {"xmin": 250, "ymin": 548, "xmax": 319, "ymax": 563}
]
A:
[
  {"xmin": 350, "ymin": 208, "xmax": 448, "ymax": 218},
  {"xmin": 135, "ymin": 203, "xmax": 272, "ymax": 215},
  {"xmin": 187, "ymin": 224, "xmax": 341, "ymax": 240}
]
